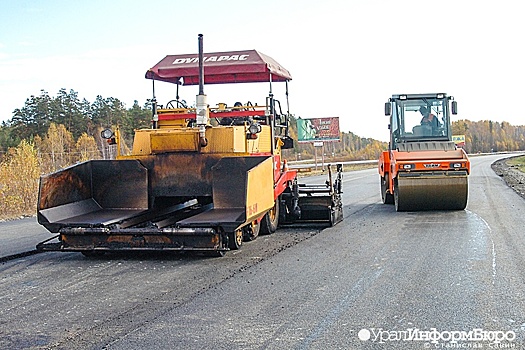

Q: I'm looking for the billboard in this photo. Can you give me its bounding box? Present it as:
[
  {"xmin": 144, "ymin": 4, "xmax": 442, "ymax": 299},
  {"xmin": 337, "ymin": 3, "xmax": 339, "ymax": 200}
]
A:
[
  {"xmin": 452, "ymin": 135, "xmax": 466, "ymax": 147},
  {"xmin": 297, "ymin": 117, "xmax": 340, "ymax": 143}
]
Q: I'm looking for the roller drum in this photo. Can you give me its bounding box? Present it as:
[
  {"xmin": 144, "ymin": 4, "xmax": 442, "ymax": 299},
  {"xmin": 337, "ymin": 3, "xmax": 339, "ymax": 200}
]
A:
[{"xmin": 395, "ymin": 171, "xmax": 468, "ymax": 211}]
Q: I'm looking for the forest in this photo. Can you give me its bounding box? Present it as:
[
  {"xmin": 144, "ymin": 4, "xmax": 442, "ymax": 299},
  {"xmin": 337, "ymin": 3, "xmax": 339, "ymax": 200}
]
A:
[{"xmin": 0, "ymin": 88, "xmax": 524, "ymax": 219}]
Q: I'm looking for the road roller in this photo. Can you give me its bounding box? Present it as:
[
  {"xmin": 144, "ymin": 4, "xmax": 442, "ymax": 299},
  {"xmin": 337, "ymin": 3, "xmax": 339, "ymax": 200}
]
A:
[
  {"xmin": 36, "ymin": 35, "xmax": 343, "ymax": 256},
  {"xmin": 378, "ymin": 93, "xmax": 470, "ymax": 211}
]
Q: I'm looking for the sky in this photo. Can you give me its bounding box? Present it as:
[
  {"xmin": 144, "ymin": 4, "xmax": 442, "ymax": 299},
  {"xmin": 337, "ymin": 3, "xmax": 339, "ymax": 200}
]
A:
[{"xmin": 1, "ymin": 0, "xmax": 524, "ymax": 142}]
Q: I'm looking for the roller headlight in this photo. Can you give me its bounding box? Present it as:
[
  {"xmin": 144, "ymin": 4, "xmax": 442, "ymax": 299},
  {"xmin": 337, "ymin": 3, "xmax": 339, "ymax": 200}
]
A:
[{"xmin": 400, "ymin": 164, "xmax": 415, "ymax": 170}]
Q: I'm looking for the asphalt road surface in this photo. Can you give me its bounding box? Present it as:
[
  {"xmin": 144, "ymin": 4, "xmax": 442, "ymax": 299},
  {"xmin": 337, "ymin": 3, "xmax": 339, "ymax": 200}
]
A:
[
  {"xmin": 1, "ymin": 153, "xmax": 524, "ymax": 349},
  {"xmin": 0, "ymin": 217, "xmax": 49, "ymax": 259}
]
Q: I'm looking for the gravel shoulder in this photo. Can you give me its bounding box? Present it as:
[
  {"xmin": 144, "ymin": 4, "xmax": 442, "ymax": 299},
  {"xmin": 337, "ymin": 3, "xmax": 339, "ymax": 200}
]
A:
[{"xmin": 491, "ymin": 155, "xmax": 525, "ymax": 199}]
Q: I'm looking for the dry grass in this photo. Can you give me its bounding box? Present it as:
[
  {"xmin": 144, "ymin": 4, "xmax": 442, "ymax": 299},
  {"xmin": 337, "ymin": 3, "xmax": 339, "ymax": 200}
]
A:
[{"xmin": 507, "ymin": 155, "xmax": 525, "ymax": 172}]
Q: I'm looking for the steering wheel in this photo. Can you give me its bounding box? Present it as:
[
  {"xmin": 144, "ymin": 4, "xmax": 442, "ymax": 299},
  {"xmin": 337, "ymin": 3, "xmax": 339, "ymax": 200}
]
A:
[{"xmin": 165, "ymin": 99, "xmax": 187, "ymax": 109}]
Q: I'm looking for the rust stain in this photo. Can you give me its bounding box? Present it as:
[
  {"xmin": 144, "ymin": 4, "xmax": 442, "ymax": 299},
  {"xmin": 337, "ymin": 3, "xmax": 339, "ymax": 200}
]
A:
[{"xmin": 39, "ymin": 170, "xmax": 90, "ymax": 210}]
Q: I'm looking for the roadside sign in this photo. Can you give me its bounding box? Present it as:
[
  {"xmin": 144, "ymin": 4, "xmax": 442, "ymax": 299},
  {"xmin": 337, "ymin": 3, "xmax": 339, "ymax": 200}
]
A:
[{"xmin": 297, "ymin": 117, "xmax": 340, "ymax": 143}]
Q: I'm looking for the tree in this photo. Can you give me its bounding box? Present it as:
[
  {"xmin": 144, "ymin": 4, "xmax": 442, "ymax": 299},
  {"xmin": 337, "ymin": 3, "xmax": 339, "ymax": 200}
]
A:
[
  {"xmin": 51, "ymin": 88, "xmax": 87, "ymax": 139},
  {"xmin": 75, "ymin": 133, "xmax": 100, "ymax": 162},
  {"xmin": 37, "ymin": 123, "xmax": 75, "ymax": 173},
  {"xmin": 0, "ymin": 122, "xmax": 20, "ymax": 154},
  {"xmin": 10, "ymin": 90, "xmax": 53, "ymax": 140},
  {"xmin": 0, "ymin": 140, "xmax": 41, "ymax": 217},
  {"xmin": 121, "ymin": 100, "xmax": 151, "ymax": 141},
  {"xmin": 90, "ymin": 95, "xmax": 127, "ymax": 129}
]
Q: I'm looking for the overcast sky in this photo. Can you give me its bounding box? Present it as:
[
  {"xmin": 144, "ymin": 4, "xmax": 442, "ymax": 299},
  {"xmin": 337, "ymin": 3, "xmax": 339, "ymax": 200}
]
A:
[{"xmin": 1, "ymin": 0, "xmax": 524, "ymax": 141}]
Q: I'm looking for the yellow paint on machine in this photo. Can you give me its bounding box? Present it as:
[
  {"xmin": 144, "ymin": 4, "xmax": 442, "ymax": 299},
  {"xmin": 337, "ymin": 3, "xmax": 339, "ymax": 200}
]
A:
[
  {"xmin": 130, "ymin": 125, "xmax": 273, "ymax": 156},
  {"xmin": 150, "ymin": 132, "xmax": 200, "ymax": 152},
  {"xmin": 209, "ymin": 156, "xmax": 275, "ymax": 229},
  {"xmin": 245, "ymin": 157, "xmax": 274, "ymax": 223},
  {"xmin": 201, "ymin": 127, "xmax": 246, "ymax": 153}
]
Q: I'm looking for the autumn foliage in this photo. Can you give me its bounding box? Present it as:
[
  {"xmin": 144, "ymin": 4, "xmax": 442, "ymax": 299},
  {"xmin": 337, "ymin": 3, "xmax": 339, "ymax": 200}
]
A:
[
  {"xmin": 452, "ymin": 120, "xmax": 525, "ymax": 153},
  {"xmin": 0, "ymin": 140, "xmax": 41, "ymax": 218},
  {"xmin": 0, "ymin": 123, "xmax": 101, "ymax": 219}
]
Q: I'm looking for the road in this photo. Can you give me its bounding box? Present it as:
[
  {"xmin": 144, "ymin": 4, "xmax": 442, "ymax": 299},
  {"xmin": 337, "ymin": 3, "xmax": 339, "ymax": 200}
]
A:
[
  {"xmin": 0, "ymin": 217, "xmax": 49, "ymax": 259},
  {"xmin": 1, "ymin": 154, "xmax": 524, "ymax": 349}
]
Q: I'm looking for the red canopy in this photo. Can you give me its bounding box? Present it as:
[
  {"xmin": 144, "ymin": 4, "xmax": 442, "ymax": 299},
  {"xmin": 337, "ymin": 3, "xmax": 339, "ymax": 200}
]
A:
[{"xmin": 145, "ymin": 50, "xmax": 292, "ymax": 85}]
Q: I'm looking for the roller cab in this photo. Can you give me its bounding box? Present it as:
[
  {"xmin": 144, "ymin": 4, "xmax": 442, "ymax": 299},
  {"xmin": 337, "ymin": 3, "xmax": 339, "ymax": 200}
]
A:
[{"xmin": 379, "ymin": 93, "xmax": 470, "ymax": 211}]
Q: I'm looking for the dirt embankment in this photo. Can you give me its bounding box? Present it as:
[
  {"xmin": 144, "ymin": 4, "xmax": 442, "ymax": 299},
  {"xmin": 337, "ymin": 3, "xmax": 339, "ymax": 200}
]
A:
[{"xmin": 491, "ymin": 156, "xmax": 525, "ymax": 199}]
